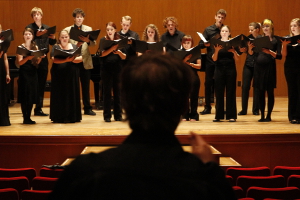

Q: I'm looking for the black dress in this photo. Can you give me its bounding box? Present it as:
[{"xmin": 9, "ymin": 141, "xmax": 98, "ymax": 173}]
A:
[
  {"xmin": 50, "ymin": 44, "xmax": 81, "ymax": 123},
  {"xmin": 17, "ymin": 54, "xmax": 38, "ymax": 105},
  {"xmin": 284, "ymin": 43, "xmax": 300, "ymax": 121},
  {"xmin": 254, "ymin": 37, "xmax": 282, "ymax": 90},
  {"xmin": 0, "ymin": 53, "xmax": 10, "ymax": 126}
]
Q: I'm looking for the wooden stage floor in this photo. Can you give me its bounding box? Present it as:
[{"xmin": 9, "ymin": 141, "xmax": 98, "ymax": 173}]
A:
[
  {"xmin": 1, "ymin": 97, "xmax": 300, "ymax": 136},
  {"xmin": 1, "ymin": 97, "xmax": 300, "ymax": 170}
]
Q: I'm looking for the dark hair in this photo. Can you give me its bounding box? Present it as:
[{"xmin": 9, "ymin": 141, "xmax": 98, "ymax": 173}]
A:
[
  {"xmin": 181, "ymin": 35, "xmax": 194, "ymax": 48},
  {"xmin": 121, "ymin": 53, "xmax": 193, "ymax": 133},
  {"xmin": 105, "ymin": 22, "xmax": 120, "ymax": 40},
  {"xmin": 72, "ymin": 8, "xmax": 85, "ymax": 18}
]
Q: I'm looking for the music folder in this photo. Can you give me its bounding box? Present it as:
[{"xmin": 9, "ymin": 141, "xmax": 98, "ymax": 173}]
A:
[
  {"xmin": 135, "ymin": 41, "xmax": 164, "ymax": 53},
  {"xmin": 274, "ymin": 35, "xmax": 300, "ymax": 45},
  {"xmin": 53, "ymin": 45, "xmax": 82, "ymax": 59},
  {"xmin": 209, "ymin": 34, "xmax": 244, "ymax": 51},
  {"xmin": 0, "ymin": 29, "xmax": 14, "ymax": 41},
  {"xmin": 37, "ymin": 26, "xmax": 56, "ymax": 38},
  {"xmin": 247, "ymin": 36, "xmax": 273, "ymax": 53},
  {"xmin": 100, "ymin": 38, "xmax": 129, "ymax": 51},
  {"xmin": 16, "ymin": 46, "xmax": 47, "ymax": 57},
  {"xmin": 69, "ymin": 27, "xmax": 100, "ymax": 42},
  {"xmin": 172, "ymin": 45, "xmax": 201, "ymax": 62}
]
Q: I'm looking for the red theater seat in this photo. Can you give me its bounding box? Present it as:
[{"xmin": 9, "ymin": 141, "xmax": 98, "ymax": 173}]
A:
[
  {"xmin": 0, "ymin": 176, "xmax": 29, "ymax": 194},
  {"xmin": 237, "ymin": 175, "xmax": 285, "ymax": 196},
  {"xmin": 246, "ymin": 186, "xmax": 300, "ymax": 200},
  {"xmin": 21, "ymin": 190, "xmax": 51, "ymax": 200},
  {"xmin": 0, "ymin": 188, "xmax": 19, "ymax": 200},
  {"xmin": 0, "ymin": 168, "xmax": 36, "ymax": 186},
  {"xmin": 273, "ymin": 166, "xmax": 300, "ymax": 182},
  {"xmin": 32, "ymin": 177, "xmax": 58, "ymax": 190},
  {"xmin": 39, "ymin": 167, "xmax": 64, "ymax": 178},
  {"xmin": 288, "ymin": 175, "xmax": 300, "ymax": 189},
  {"xmin": 226, "ymin": 166, "xmax": 271, "ymax": 185}
]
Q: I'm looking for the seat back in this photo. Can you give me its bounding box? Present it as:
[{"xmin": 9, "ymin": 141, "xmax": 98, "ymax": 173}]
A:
[
  {"xmin": 226, "ymin": 167, "xmax": 271, "ymax": 185},
  {"xmin": 0, "ymin": 188, "xmax": 19, "ymax": 200},
  {"xmin": 0, "ymin": 168, "xmax": 36, "ymax": 186},
  {"xmin": 273, "ymin": 166, "xmax": 300, "ymax": 183},
  {"xmin": 39, "ymin": 167, "xmax": 64, "ymax": 178},
  {"xmin": 32, "ymin": 177, "xmax": 58, "ymax": 190},
  {"xmin": 246, "ymin": 186, "xmax": 300, "ymax": 200},
  {"xmin": 0, "ymin": 176, "xmax": 29, "ymax": 194},
  {"xmin": 237, "ymin": 175, "xmax": 285, "ymax": 197},
  {"xmin": 288, "ymin": 175, "xmax": 300, "ymax": 189},
  {"xmin": 232, "ymin": 186, "xmax": 244, "ymax": 199},
  {"xmin": 21, "ymin": 190, "xmax": 51, "ymax": 200}
]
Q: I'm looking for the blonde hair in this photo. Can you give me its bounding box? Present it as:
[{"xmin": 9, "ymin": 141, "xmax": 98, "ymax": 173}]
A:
[
  {"xmin": 262, "ymin": 19, "xmax": 274, "ymax": 36},
  {"xmin": 30, "ymin": 7, "xmax": 43, "ymax": 17},
  {"xmin": 142, "ymin": 24, "xmax": 160, "ymax": 42},
  {"xmin": 290, "ymin": 18, "xmax": 300, "ymax": 36},
  {"xmin": 122, "ymin": 16, "xmax": 132, "ymax": 23},
  {"xmin": 57, "ymin": 30, "xmax": 70, "ymax": 44}
]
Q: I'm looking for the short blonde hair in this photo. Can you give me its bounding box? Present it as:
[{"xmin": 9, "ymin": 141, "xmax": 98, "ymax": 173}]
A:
[
  {"xmin": 30, "ymin": 7, "xmax": 43, "ymax": 18},
  {"xmin": 122, "ymin": 16, "xmax": 132, "ymax": 23}
]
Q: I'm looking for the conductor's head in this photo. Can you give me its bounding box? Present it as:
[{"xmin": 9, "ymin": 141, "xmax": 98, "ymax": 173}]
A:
[{"xmin": 121, "ymin": 53, "xmax": 193, "ymax": 134}]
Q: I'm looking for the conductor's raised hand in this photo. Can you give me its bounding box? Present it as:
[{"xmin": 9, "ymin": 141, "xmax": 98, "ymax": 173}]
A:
[{"xmin": 190, "ymin": 132, "xmax": 215, "ymax": 164}]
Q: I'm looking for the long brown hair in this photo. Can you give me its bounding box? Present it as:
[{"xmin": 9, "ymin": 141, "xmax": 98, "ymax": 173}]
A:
[
  {"xmin": 23, "ymin": 28, "xmax": 37, "ymax": 50},
  {"xmin": 142, "ymin": 24, "xmax": 160, "ymax": 42}
]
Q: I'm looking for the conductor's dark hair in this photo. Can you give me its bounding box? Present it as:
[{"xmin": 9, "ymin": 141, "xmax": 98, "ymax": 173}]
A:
[
  {"xmin": 121, "ymin": 53, "xmax": 193, "ymax": 134},
  {"xmin": 72, "ymin": 8, "xmax": 85, "ymax": 17}
]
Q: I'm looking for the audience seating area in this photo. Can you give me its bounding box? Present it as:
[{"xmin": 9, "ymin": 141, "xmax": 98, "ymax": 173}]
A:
[
  {"xmin": 0, "ymin": 167, "xmax": 62, "ymax": 200},
  {"xmin": 226, "ymin": 166, "xmax": 300, "ymax": 199},
  {"xmin": 1, "ymin": 166, "xmax": 300, "ymax": 199}
]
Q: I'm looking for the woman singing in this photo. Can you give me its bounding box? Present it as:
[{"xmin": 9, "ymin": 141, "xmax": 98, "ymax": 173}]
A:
[
  {"xmin": 50, "ymin": 30, "xmax": 82, "ymax": 123},
  {"xmin": 99, "ymin": 22, "xmax": 126, "ymax": 122},
  {"xmin": 212, "ymin": 25, "xmax": 239, "ymax": 122},
  {"xmin": 253, "ymin": 19, "xmax": 282, "ymax": 122},
  {"xmin": 281, "ymin": 18, "xmax": 300, "ymax": 124},
  {"xmin": 181, "ymin": 35, "xmax": 201, "ymax": 121}
]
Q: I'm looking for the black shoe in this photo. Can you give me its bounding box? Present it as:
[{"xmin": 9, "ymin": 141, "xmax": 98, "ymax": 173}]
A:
[
  {"xmin": 253, "ymin": 111, "xmax": 259, "ymax": 115},
  {"xmin": 200, "ymin": 108, "xmax": 211, "ymax": 115},
  {"xmin": 115, "ymin": 118, "xmax": 123, "ymax": 121},
  {"xmin": 23, "ymin": 119, "xmax": 36, "ymax": 124},
  {"xmin": 291, "ymin": 120, "xmax": 298, "ymax": 124},
  {"xmin": 34, "ymin": 110, "xmax": 49, "ymax": 116},
  {"xmin": 84, "ymin": 110, "xmax": 96, "ymax": 115},
  {"xmin": 104, "ymin": 118, "xmax": 111, "ymax": 122},
  {"xmin": 238, "ymin": 111, "xmax": 246, "ymax": 115},
  {"xmin": 213, "ymin": 119, "xmax": 221, "ymax": 122},
  {"xmin": 229, "ymin": 119, "xmax": 236, "ymax": 122}
]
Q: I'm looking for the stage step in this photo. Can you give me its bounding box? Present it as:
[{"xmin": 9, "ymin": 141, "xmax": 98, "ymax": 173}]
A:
[{"xmin": 61, "ymin": 145, "xmax": 241, "ymax": 168}]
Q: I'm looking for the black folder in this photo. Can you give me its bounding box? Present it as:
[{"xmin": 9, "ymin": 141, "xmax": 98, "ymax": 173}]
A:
[
  {"xmin": 210, "ymin": 34, "xmax": 244, "ymax": 51},
  {"xmin": 16, "ymin": 46, "xmax": 47, "ymax": 57},
  {"xmin": 0, "ymin": 40, "xmax": 11, "ymax": 53},
  {"xmin": 37, "ymin": 26, "xmax": 56, "ymax": 38},
  {"xmin": 69, "ymin": 27, "xmax": 100, "ymax": 42},
  {"xmin": 0, "ymin": 29, "xmax": 14, "ymax": 41},
  {"xmin": 99, "ymin": 38, "xmax": 128, "ymax": 51},
  {"xmin": 135, "ymin": 41, "xmax": 164, "ymax": 53},
  {"xmin": 248, "ymin": 36, "xmax": 273, "ymax": 53},
  {"xmin": 274, "ymin": 35, "xmax": 300, "ymax": 45},
  {"xmin": 172, "ymin": 45, "xmax": 201, "ymax": 62},
  {"xmin": 53, "ymin": 45, "xmax": 82, "ymax": 59}
]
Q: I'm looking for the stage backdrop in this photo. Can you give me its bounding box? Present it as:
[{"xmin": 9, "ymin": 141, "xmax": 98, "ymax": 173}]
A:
[{"xmin": 1, "ymin": 0, "xmax": 297, "ymax": 97}]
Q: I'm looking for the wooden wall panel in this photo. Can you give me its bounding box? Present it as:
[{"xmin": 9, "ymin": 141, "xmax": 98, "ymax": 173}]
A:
[{"xmin": 1, "ymin": 0, "xmax": 299, "ymax": 97}]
